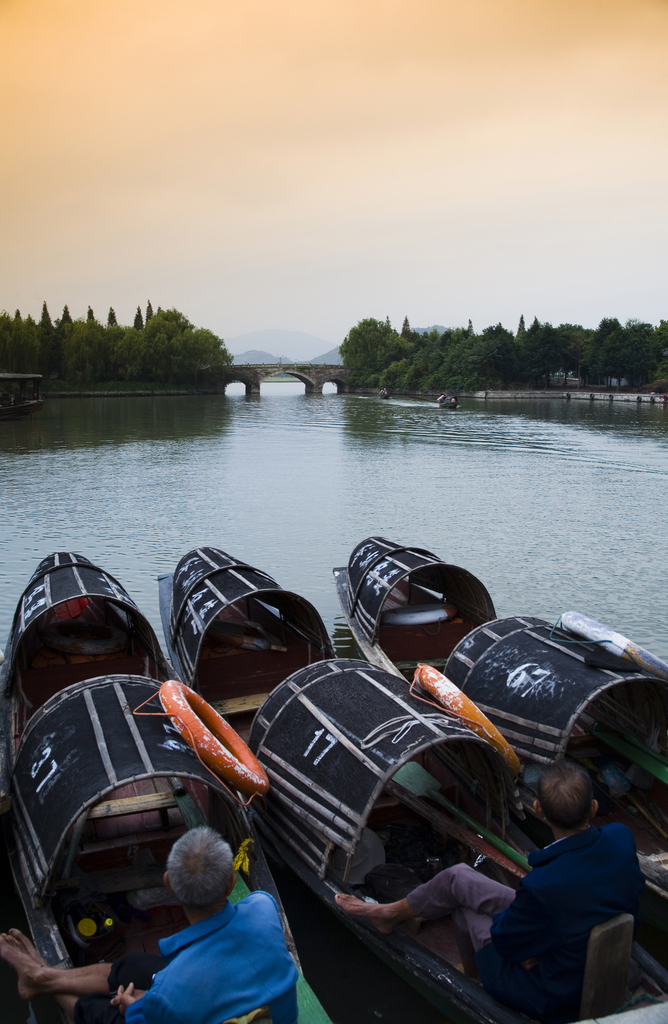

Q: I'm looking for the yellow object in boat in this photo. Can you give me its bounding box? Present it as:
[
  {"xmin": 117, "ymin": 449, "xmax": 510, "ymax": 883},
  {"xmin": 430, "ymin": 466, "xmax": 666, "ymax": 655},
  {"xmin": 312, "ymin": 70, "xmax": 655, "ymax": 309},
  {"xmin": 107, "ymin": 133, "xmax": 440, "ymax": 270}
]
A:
[{"xmin": 413, "ymin": 663, "xmax": 520, "ymax": 777}]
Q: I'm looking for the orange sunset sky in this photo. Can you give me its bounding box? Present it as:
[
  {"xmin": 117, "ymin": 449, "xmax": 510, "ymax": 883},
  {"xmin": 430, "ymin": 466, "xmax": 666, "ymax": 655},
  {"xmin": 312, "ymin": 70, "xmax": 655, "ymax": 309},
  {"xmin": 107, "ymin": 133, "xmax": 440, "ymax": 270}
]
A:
[{"xmin": 1, "ymin": 0, "xmax": 667, "ymax": 344}]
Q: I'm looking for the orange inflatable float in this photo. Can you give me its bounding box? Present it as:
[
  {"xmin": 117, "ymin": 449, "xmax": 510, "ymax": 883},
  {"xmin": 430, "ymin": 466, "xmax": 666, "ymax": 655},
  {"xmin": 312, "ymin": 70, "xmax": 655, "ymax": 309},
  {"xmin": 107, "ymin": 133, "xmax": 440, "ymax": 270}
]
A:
[
  {"xmin": 413, "ymin": 664, "xmax": 520, "ymax": 777},
  {"xmin": 158, "ymin": 681, "xmax": 269, "ymax": 797}
]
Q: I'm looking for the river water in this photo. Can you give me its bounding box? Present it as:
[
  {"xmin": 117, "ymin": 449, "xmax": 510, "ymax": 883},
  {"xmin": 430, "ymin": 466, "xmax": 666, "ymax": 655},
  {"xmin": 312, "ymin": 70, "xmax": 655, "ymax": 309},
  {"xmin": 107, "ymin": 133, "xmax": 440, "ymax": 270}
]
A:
[{"xmin": 1, "ymin": 384, "xmax": 667, "ymax": 1022}]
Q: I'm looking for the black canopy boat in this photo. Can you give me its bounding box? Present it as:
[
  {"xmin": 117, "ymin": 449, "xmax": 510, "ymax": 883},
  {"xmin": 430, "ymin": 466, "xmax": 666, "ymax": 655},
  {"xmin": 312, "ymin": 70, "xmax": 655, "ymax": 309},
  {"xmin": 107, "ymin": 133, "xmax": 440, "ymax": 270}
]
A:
[
  {"xmin": 0, "ymin": 552, "xmax": 170, "ymax": 805},
  {"xmin": 334, "ymin": 537, "xmax": 495, "ymax": 681},
  {"xmin": 0, "ymin": 557, "xmax": 331, "ymax": 1022},
  {"xmin": 249, "ymin": 659, "xmax": 668, "ymax": 1023},
  {"xmin": 3, "ymin": 673, "xmax": 282, "ymax": 969},
  {"xmin": 159, "ymin": 547, "xmax": 334, "ymax": 740},
  {"xmin": 443, "ymin": 614, "xmax": 668, "ymax": 934}
]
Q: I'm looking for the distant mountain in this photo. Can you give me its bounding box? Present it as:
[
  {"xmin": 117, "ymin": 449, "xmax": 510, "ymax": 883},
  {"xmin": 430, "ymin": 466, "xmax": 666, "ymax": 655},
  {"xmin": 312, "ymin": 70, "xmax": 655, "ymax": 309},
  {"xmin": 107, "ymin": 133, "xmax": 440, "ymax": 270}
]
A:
[
  {"xmin": 414, "ymin": 325, "xmax": 446, "ymax": 335},
  {"xmin": 233, "ymin": 350, "xmax": 295, "ymax": 364},
  {"xmin": 309, "ymin": 346, "xmax": 342, "ymax": 365},
  {"xmin": 232, "ymin": 345, "xmax": 342, "ymax": 365},
  {"xmin": 226, "ymin": 329, "xmax": 333, "ymax": 362}
]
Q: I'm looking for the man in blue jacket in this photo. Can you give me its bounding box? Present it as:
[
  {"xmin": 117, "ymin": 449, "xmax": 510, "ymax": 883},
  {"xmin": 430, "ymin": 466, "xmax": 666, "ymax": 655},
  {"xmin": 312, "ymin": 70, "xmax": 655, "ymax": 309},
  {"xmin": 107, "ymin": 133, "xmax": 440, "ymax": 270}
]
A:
[
  {"xmin": 336, "ymin": 760, "xmax": 645, "ymax": 1023},
  {"xmin": 1, "ymin": 827, "xmax": 299, "ymax": 1024}
]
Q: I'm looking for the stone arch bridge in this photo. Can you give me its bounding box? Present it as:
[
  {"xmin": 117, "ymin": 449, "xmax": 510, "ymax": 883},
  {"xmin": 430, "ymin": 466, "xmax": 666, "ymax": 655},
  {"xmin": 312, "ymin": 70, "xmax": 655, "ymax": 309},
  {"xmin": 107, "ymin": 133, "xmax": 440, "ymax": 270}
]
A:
[{"xmin": 225, "ymin": 364, "xmax": 351, "ymax": 395}]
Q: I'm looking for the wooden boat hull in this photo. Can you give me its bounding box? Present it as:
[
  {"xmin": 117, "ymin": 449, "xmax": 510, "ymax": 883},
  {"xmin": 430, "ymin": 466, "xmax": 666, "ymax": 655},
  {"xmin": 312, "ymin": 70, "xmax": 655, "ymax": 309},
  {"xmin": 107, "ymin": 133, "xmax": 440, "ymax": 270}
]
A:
[
  {"xmin": 249, "ymin": 658, "xmax": 668, "ymax": 1023},
  {"xmin": 0, "ymin": 400, "xmax": 44, "ymax": 419},
  {"xmin": 255, "ymin": 814, "xmax": 525, "ymax": 1024}
]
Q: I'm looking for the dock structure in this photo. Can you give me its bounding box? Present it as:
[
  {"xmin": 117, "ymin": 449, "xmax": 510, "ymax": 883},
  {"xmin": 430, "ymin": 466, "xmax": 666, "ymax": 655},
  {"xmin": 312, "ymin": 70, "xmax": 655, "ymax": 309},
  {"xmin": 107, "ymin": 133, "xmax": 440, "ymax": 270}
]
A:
[{"xmin": 472, "ymin": 390, "xmax": 668, "ymax": 404}]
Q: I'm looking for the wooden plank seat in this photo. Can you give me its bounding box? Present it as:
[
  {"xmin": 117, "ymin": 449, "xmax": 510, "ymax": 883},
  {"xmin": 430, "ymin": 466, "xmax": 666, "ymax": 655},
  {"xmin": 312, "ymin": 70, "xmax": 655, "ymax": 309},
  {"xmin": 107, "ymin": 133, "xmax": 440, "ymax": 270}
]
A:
[
  {"xmin": 211, "ymin": 693, "xmax": 268, "ymax": 717},
  {"xmin": 579, "ymin": 913, "xmax": 634, "ymax": 1019},
  {"xmin": 88, "ymin": 792, "xmax": 177, "ymax": 819},
  {"xmin": 53, "ymin": 862, "xmax": 167, "ymax": 894}
]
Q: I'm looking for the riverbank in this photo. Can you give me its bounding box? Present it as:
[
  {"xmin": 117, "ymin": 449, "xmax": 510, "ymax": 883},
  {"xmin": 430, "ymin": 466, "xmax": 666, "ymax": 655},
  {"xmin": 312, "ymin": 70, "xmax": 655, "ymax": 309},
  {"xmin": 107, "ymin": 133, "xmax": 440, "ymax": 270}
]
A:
[
  {"xmin": 42, "ymin": 381, "xmax": 224, "ymax": 397},
  {"xmin": 345, "ymin": 385, "xmax": 668, "ymax": 404}
]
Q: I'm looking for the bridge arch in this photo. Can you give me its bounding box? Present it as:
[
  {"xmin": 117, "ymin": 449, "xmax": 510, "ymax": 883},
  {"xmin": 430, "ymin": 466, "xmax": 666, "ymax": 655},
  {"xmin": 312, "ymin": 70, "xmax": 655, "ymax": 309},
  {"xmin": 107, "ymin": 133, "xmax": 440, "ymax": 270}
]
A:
[
  {"xmin": 318, "ymin": 376, "xmax": 348, "ymax": 394},
  {"xmin": 264, "ymin": 370, "xmax": 317, "ymax": 393}
]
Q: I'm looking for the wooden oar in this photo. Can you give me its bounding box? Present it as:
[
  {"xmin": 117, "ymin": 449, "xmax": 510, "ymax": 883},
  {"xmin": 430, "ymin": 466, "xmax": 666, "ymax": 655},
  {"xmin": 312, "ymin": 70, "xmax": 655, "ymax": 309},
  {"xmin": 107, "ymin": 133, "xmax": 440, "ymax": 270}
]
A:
[
  {"xmin": 392, "ymin": 762, "xmax": 531, "ymax": 872},
  {"xmin": 591, "ymin": 724, "xmax": 668, "ymax": 787}
]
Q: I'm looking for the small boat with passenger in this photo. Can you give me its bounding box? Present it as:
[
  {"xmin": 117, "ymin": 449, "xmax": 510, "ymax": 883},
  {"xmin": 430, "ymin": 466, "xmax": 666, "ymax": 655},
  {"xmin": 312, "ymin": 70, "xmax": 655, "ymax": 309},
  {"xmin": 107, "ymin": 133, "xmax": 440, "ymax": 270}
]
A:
[
  {"xmin": 159, "ymin": 546, "xmax": 334, "ymax": 739},
  {"xmin": 249, "ymin": 658, "xmax": 668, "ymax": 1023},
  {"xmin": 439, "ymin": 612, "xmax": 668, "ymax": 933},
  {"xmin": 0, "ymin": 553, "xmax": 330, "ymax": 1022},
  {"xmin": 436, "ymin": 394, "xmax": 458, "ymax": 408},
  {"xmin": 334, "ymin": 536, "xmax": 495, "ymax": 681}
]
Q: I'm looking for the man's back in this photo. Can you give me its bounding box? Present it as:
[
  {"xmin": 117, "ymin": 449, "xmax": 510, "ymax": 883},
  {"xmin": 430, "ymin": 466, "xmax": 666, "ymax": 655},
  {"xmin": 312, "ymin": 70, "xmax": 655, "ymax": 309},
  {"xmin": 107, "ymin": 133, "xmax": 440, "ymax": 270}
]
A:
[
  {"xmin": 477, "ymin": 824, "xmax": 645, "ymax": 1023},
  {"xmin": 127, "ymin": 891, "xmax": 299, "ymax": 1024}
]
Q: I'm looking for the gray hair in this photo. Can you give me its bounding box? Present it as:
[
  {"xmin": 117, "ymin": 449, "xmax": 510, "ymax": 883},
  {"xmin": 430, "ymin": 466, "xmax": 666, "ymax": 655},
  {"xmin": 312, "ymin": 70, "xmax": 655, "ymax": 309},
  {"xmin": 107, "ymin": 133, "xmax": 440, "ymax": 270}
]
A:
[{"xmin": 166, "ymin": 827, "xmax": 234, "ymax": 908}]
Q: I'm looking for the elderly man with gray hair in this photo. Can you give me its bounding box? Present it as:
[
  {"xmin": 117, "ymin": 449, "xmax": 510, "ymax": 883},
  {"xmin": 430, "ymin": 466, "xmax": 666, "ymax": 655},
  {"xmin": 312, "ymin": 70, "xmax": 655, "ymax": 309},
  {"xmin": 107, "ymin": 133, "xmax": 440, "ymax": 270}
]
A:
[{"xmin": 0, "ymin": 827, "xmax": 299, "ymax": 1024}]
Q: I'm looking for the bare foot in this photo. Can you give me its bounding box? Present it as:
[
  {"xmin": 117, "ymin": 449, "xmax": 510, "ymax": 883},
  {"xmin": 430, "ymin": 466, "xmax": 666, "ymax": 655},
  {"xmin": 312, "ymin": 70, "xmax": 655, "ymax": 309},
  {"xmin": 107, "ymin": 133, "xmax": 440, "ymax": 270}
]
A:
[
  {"xmin": 0, "ymin": 934, "xmax": 49, "ymax": 1000},
  {"xmin": 334, "ymin": 893, "xmax": 409, "ymax": 934},
  {"xmin": 8, "ymin": 929, "xmax": 47, "ymax": 967}
]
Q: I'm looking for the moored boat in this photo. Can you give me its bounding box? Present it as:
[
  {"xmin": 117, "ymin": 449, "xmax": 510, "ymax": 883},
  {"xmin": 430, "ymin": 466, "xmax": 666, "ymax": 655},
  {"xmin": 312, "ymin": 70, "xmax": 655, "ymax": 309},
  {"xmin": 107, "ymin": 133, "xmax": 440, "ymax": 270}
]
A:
[
  {"xmin": 0, "ymin": 373, "xmax": 44, "ymax": 419},
  {"xmin": 0, "ymin": 551, "xmax": 170, "ymax": 809},
  {"xmin": 441, "ymin": 613, "xmax": 668, "ymax": 932},
  {"xmin": 334, "ymin": 536, "xmax": 495, "ymax": 680},
  {"xmin": 0, "ymin": 555, "xmax": 331, "ymax": 1021},
  {"xmin": 249, "ymin": 658, "xmax": 668, "ymax": 1022},
  {"xmin": 159, "ymin": 546, "xmax": 334, "ymax": 739}
]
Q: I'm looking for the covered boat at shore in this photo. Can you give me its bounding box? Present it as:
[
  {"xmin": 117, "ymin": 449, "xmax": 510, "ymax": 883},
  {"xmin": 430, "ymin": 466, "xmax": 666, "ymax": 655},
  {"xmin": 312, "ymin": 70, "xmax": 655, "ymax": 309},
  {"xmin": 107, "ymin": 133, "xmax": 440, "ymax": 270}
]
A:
[
  {"xmin": 334, "ymin": 537, "xmax": 495, "ymax": 680},
  {"xmin": 249, "ymin": 659, "xmax": 668, "ymax": 1023},
  {"xmin": 0, "ymin": 372, "xmax": 43, "ymax": 419},
  {"xmin": 159, "ymin": 547, "xmax": 334, "ymax": 738},
  {"xmin": 442, "ymin": 614, "xmax": 668, "ymax": 933}
]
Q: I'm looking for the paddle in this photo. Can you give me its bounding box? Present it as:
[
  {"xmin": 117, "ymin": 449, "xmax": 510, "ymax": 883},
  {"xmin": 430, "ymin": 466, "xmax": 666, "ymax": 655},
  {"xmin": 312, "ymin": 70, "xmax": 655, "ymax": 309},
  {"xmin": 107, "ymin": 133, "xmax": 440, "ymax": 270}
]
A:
[{"xmin": 591, "ymin": 724, "xmax": 668, "ymax": 787}]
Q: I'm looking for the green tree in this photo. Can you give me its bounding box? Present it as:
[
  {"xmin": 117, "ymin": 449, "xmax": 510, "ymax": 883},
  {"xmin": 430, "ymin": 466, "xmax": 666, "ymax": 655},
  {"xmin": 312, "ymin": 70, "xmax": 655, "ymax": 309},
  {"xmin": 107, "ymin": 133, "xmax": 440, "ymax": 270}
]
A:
[
  {"xmin": 517, "ymin": 314, "xmax": 526, "ymax": 337},
  {"xmin": 340, "ymin": 318, "xmax": 404, "ymax": 380},
  {"xmin": 87, "ymin": 306, "xmax": 95, "ymax": 322},
  {"xmin": 134, "ymin": 305, "xmax": 144, "ymax": 330},
  {"xmin": 0, "ymin": 311, "xmax": 41, "ymax": 372},
  {"xmin": 107, "ymin": 307, "xmax": 118, "ymax": 327},
  {"xmin": 521, "ymin": 318, "xmax": 562, "ymax": 388},
  {"xmin": 401, "ymin": 316, "xmax": 411, "ymax": 338},
  {"xmin": 146, "ymin": 301, "xmax": 154, "ymax": 324}
]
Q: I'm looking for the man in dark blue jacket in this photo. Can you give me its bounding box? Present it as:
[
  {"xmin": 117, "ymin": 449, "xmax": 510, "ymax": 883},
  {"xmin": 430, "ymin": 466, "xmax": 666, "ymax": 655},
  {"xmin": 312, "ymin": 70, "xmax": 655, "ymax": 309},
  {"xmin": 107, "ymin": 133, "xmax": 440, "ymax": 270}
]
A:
[{"xmin": 336, "ymin": 760, "xmax": 645, "ymax": 1023}]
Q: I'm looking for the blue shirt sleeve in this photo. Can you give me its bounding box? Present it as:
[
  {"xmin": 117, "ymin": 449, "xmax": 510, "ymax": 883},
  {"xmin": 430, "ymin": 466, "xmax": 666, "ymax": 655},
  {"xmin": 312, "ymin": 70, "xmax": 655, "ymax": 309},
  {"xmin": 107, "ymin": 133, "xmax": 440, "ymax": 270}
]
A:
[
  {"xmin": 124, "ymin": 1001, "xmax": 148, "ymax": 1024},
  {"xmin": 268, "ymin": 984, "xmax": 299, "ymax": 1024},
  {"xmin": 126, "ymin": 991, "xmax": 188, "ymax": 1024}
]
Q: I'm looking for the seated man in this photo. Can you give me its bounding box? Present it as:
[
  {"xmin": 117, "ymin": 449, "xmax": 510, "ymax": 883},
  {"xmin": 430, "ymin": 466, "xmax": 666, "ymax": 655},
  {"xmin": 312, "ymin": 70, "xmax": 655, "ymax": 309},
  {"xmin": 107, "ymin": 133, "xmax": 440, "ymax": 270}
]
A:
[
  {"xmin": 1, "ymin": 826, "xmax": 299, "ymax": 1024},
  {"xmin": 336, "ymin": 760, "xmax": 645, "ymax": 1023}
]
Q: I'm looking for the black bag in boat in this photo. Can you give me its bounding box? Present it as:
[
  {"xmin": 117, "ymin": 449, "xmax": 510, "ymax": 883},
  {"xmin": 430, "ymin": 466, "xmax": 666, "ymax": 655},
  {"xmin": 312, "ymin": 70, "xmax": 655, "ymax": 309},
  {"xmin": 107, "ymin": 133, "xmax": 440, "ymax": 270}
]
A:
[
  {"xmin": 363, "ymin": 864, "xmax": 422, "ymax": 903},
  {"xmin": 381, "ymin": 823, "xmax": 460, "ymax": 881}
]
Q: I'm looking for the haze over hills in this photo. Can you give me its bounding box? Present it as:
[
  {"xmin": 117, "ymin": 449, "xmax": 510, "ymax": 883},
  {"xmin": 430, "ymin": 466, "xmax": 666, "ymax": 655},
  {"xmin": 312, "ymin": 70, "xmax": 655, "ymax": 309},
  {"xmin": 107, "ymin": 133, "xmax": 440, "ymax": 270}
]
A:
[
  {"xmin": 226, "ymin": 329, "xmax": 335, "ymax": 361},
  {"xmin": 232, "ymin": 346, "xmax": 342, "ymax": 365}
]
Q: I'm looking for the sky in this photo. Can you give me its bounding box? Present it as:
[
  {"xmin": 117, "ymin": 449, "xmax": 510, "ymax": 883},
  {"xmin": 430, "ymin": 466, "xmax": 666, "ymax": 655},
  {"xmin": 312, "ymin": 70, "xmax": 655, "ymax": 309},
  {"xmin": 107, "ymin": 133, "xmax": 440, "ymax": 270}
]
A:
[{"xmin": 1, "ymin": 0, "xmax": 667, "ymax": 346}]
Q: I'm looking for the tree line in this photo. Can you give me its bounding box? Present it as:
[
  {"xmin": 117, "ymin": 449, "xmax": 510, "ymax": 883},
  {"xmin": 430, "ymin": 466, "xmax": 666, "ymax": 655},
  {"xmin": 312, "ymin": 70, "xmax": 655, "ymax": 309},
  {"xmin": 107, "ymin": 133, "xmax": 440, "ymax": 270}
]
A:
[
  {"xmin": 340, "ymin": 316, "xmax": 668, "ymax": 391},
  {"xmin": 0, "ymin": 302, "xmax": 232, "ymax": 387}
]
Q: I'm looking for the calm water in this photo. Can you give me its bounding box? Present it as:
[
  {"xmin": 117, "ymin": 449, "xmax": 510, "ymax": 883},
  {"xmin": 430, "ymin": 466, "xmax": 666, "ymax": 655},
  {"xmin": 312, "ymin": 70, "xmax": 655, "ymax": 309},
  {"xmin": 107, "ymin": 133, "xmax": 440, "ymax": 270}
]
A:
[{"xmin": 1, "ymin": 385, "xmax": 667, "ymax": 1022}]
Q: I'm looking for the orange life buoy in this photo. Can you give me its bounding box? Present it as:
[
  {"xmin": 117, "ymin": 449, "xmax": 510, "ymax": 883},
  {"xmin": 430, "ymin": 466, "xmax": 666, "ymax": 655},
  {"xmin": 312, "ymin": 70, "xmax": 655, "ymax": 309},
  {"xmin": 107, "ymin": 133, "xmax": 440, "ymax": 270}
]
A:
[
  {"xmin": 158, "ymin": 681, "xmax": 269, "ymax": 797},
  {"xmin": 413, "ymin": 664, "xmax": 520, "ymax": 777}
]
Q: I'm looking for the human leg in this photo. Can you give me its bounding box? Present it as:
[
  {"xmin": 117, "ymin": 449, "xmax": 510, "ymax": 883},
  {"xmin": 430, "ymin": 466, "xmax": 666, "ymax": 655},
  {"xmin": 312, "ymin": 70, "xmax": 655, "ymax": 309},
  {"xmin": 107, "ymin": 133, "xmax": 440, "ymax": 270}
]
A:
[
  {"xmin": 407, "ymin": 863, "xmax": 516, "ymax": 976},
  {"xmin": 406, "ymin": 862, "xmax": 515, "ymax": 923},
  {"xmin": 334, "ymin": 893, "xmax": 415, "ymax": 933}
]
